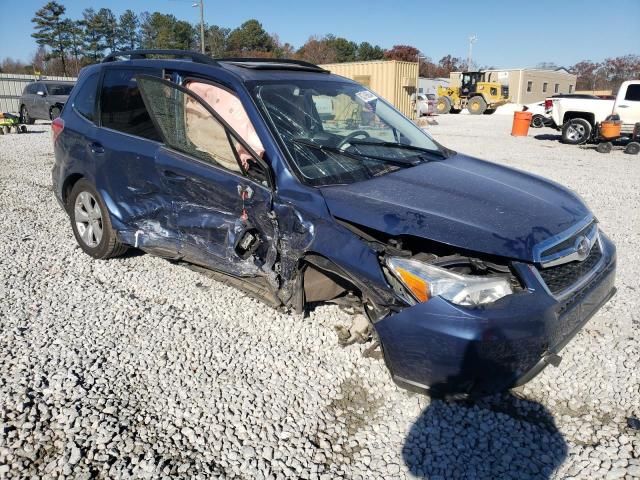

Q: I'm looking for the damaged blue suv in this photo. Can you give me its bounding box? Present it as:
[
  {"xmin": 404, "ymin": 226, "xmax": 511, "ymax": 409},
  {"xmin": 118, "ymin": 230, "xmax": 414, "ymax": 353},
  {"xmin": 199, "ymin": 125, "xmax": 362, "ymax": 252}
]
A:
[{"xmin": 52, "ymin": 50, "xmax": 616, "ymax": 397}]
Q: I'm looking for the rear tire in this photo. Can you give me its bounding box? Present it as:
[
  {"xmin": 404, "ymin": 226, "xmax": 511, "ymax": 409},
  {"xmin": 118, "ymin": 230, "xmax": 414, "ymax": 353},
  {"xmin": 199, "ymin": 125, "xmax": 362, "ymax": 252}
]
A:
[
  {"xmin": 436, "ymin": 96, "xmax": 451, "ymax": 114},
  {"xmin": 20, "ymin": 105, "xmax": 35, "ymax": 125},
  {"xmin": 68, "ymin": 179, "xmax": 128, "ymax": 259},
  {"xmin": 467, "ymin": 96, "xmax": 487, "ymax": 115},
  {"xmin": 484, "ymin": 108, "xmax": 496, "ymax": 115},
  {"xmin": 561, "ymin": 118, "xmax": 592, "ymax": 145},
  {"xmin": 50, "ymin": 105, "xmax": 61, "ymax": 120},
  {"xmin": 531, "ymin": 114, "xmax": 546, "ymax": 128}
]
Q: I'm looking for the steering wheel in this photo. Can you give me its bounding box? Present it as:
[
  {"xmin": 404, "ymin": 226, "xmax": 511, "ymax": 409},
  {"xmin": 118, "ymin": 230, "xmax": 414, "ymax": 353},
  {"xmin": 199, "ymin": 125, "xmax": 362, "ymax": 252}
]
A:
[{"xmin": 337, "ymin": 130, "xmax": 370, "ymax": 150}]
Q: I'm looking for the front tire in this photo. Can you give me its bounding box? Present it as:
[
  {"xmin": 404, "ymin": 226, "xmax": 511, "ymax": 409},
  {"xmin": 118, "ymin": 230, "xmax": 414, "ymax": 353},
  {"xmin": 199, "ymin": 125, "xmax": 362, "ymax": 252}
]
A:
[
  {"xmin": 68, "ymin": 179, "xmax": 128, "ymax": 259},
  {"xmin": 20, "ymin": 105, "xmax": 35, "ymax": 125},
  {"xmin": 467, "ymin": 96, "xmax": 487, "ymax": 115},
  {"xmin": 561, "ymin": 118, "xmax": 592, "ymax": 145}
]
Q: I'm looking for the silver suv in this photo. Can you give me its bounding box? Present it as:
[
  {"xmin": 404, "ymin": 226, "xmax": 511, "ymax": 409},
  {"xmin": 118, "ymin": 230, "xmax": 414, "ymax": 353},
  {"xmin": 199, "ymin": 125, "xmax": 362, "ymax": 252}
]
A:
[{"xmin": 19, "ymin": 80, "xmax": 75, "ymax": 124}]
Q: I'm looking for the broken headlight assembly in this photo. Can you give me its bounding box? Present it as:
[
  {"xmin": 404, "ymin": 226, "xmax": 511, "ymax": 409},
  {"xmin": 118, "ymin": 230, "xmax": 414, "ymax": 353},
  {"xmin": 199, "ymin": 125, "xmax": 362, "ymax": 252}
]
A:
[{"xmin": 385, "ymin": 257, "xmax": 513, "ymax": 307}]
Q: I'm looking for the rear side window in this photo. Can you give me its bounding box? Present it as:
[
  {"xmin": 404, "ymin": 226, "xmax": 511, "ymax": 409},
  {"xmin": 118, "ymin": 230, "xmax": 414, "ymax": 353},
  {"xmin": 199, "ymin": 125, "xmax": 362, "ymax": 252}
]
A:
[
  {"xmin": 72, "ymin": 72, "xmax": 99, "ymax": 122},
  {"xmin": 625, "ymin": 84, "xmax": 640, "ymax": 101},
  {"xmin": 100, "ymin": 68, "xmax": 161, "ymax": 141},
  {"xmin": 48, "ymin": 83, "xmax": 73, "ymax": 96}
]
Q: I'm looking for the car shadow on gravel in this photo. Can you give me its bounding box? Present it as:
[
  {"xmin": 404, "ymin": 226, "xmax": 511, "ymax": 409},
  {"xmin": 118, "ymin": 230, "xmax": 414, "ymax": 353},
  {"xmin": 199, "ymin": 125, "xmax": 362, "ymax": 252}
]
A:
[
  {"xmin": 534, "ymin": 133, "xmax": 563, "ymax": 142},
  {"xmin": 402, "ymin": 344, "xmax": 568, "ymax": 479}
]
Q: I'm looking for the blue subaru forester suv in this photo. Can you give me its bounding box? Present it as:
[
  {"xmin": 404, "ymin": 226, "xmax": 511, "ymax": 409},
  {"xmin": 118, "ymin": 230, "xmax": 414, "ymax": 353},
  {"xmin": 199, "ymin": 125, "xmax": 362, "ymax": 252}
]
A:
[{"xmin": 52, "ymin": 50, "xmax": 616, "ymax": 397}]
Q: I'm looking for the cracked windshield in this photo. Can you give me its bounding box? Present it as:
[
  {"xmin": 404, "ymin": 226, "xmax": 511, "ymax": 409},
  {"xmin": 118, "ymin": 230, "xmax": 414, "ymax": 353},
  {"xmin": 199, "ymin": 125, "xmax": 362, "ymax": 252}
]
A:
[{"xmin": 254, "ymin": 81, "xmax": 446, "ymax": 186}]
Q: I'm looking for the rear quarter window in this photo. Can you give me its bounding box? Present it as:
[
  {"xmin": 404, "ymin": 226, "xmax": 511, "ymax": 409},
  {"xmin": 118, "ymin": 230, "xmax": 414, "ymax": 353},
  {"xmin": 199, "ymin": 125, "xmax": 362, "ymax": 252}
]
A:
[
  {"xmin": 72, "ymin": 72, "xmax": 100, "ymax": 123},
  {"xmin": 100, "ymin": 68, "xmax": 161, "ymax": 141}
]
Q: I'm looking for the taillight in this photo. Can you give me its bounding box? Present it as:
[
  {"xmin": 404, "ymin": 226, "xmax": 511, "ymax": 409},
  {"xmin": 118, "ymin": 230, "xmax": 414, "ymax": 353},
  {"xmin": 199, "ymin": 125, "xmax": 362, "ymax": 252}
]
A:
[
  {"xmin": 544, "ymin": 99, "xmax": 553, "ymax": 110},
  {"xmin": 51, "ymin": 117, "xmax": 64, "ymax": 144}
]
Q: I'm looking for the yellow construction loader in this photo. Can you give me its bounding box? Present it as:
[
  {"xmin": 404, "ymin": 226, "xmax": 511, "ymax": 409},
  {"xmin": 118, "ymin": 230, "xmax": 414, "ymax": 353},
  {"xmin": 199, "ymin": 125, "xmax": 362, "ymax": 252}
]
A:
[{"xmin": 436, "ymin": 71, "xmax": 509, "ymax": 115}]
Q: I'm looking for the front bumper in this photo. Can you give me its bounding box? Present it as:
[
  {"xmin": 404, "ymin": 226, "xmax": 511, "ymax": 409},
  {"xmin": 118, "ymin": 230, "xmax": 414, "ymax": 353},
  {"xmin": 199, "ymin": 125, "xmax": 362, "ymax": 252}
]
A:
[{"xmin": 374, "ymin": 234, "xmax": 617, "ymax": 397}]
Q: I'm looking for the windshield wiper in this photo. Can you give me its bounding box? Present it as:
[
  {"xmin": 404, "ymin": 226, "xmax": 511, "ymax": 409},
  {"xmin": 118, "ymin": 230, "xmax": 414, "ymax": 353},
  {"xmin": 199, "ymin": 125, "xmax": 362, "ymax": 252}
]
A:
[
  {"xmin": 348, "ymin": 139, "xmax": 449, "ymax": 159},
  {"xmin": 291, "ymin": 138, "xmax": 423, "ymax": 167}
]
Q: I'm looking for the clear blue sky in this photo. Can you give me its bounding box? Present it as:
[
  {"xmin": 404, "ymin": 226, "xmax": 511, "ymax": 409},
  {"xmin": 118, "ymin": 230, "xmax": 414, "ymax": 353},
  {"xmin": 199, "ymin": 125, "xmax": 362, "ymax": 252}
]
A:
[{"xmin": 1, "ymin": 0, "xmax": 638, "ymax": 67}]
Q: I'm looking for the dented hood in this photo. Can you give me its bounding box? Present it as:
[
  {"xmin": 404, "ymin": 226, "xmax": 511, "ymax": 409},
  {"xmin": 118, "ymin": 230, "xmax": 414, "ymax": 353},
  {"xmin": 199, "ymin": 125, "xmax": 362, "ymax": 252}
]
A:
[{"xmin": 320, "ymin": 154, "xmax": 591, "ymax": 262}]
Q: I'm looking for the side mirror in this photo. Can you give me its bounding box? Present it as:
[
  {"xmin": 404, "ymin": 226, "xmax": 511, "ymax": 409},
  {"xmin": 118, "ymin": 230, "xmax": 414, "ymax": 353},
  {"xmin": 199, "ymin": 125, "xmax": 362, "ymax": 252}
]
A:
[{"xmin": 36, "ymin": 91, "xmax": 46, "ymax": 96}]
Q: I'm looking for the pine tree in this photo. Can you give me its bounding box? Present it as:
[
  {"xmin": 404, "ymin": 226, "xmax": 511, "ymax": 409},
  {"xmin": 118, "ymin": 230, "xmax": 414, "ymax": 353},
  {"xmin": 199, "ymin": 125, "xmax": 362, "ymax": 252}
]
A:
[
  {"xmin": 31, "ymin": 1, "xmax": 71, "ymax": 75},
  {"xmin": 117, "ymin": 10, "xmax": 139, "ymax": 51},
  {"xmin": 80, "ymin": 8, "xmax": 105, "ymax": 62},
  {"xmin": 96, "ymin": 8, "xmax": 118, "ymax": 53}
]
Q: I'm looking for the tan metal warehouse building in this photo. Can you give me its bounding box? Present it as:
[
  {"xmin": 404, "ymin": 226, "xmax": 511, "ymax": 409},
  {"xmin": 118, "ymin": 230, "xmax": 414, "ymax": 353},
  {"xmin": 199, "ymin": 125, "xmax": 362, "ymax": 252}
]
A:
[
  {"xmin": 319, "ymin": 60, "xmax": 419, "ymax": 118},
  {"xmin": 450, "ymin": 68, "xmax": 577, "ymax": 104}
]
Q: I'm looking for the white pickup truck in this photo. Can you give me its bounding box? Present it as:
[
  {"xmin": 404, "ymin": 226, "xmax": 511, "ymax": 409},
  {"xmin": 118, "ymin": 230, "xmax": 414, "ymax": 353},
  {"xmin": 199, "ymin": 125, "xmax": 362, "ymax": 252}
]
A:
[{"xmin": 550, "ymin": 80, "xmax": 640, "ymax": 144}]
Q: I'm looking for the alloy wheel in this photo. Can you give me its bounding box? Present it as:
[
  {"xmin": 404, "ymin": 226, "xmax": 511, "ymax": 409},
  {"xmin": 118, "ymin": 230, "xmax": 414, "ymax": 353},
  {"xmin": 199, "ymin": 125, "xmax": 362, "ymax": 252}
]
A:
[
  {"xmin": 566, "ymin": 124, "xmax": 585, "ymax": 141},
  {"xmin": 74, "ymin": 191, "xmax": 103, "ymax": 248}
]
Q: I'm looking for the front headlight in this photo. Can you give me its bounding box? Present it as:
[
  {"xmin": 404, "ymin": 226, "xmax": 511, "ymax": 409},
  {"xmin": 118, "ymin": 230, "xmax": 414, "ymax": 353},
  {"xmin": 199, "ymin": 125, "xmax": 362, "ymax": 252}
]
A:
[{"xmin": 386, "ymin": 257, "xmax": 513, "ymax": 307}]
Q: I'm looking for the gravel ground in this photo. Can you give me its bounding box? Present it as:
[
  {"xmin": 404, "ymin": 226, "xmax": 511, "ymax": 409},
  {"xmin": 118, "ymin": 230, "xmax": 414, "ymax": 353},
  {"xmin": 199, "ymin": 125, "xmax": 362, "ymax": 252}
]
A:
[{"xmin": 0, "ymin": 116, "xmax": 638, "ymax": 479}]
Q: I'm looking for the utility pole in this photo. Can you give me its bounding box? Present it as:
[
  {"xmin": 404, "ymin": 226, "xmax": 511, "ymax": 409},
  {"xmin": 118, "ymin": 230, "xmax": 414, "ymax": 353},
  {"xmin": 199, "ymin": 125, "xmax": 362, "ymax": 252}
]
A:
[
  {"xmin": 193, "ymin": 1, "xmax": 205, "ymax": 54},
  {"xmin": 467, "ymin": 35, "xmax": 477, "ymax": 72},
  {"xmin": 415, "ymin": 53, "xmax": 426, "ymax": 120}
]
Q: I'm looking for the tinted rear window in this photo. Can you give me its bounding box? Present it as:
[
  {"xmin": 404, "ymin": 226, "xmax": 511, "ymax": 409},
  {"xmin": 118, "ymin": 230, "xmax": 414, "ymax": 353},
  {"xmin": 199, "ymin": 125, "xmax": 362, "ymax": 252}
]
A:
[
  {"xmin": 47, "ymin": 83, "xmax": 74, "ymax": 96},
  {"xmin": 72, "ymin": 72, "xmax": 99, "ymax": 122},
  {"xmin": 100, "ymin": 68, "xmax": 161, "ymax": 141},
  {"xmin": 624, "ymin": 84, "xmax": 640, "ymax": 101}
]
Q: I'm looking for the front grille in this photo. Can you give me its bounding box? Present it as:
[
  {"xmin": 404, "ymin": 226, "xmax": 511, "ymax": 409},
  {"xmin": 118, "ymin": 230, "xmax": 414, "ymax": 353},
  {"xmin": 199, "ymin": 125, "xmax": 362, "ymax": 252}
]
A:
[
  {"xmin": 537, "ymin": 241, "xmax": 602, "ymax": 295},
  {"xmin": 540, "ymin": 221, "xmax": 596, "ymax": 260}
]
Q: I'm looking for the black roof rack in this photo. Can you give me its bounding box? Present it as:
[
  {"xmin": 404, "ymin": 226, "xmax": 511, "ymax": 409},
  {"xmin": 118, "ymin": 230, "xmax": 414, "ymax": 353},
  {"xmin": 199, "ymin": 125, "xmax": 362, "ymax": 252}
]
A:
[
  {"xmin": 218, "ymin": 57, "xmax": 328, "ymax": 73},
  {"xmin": 101, "ymin": 50, "xmax": 328, "ymax": 73},
  {"xmin": 102, "ymin": 49, "xmax": 218, "ymax": 65}
]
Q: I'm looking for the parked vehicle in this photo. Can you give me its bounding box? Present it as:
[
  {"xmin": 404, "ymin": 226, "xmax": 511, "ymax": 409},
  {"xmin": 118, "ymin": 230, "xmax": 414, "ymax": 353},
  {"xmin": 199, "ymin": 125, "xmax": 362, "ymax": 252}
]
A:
[
  {"xmin": 416, "ymin": 93, "xmax": 436, "ymax": 116},
  {"xmin": 19, "ymin": 80, "xmax": 75, "ymax": 124},
  {"xmin": 437, "ymin": 71, "xmax": 509, "ymax": 115},
  {"xmin": 522, "ymin": 101, "xmax": 552, "ymax": 128},
  {"xmin": 549, "ymin": 81, "xmax": 640, "ymax": 144},
  {"xmin": 52, "ymin": 50, "xmax": 617, "ymax": 397}
]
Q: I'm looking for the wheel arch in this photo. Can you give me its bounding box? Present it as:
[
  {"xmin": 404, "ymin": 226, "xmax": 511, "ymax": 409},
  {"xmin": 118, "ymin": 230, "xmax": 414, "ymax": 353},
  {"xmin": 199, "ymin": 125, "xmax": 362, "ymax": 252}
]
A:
[
  {"xmin": 61, "ymin": 173, "xmax": 84, "ymax": 206},
  {"xmin": 562, "ymin": 111, "xmax": 595, "ymax": 126}
]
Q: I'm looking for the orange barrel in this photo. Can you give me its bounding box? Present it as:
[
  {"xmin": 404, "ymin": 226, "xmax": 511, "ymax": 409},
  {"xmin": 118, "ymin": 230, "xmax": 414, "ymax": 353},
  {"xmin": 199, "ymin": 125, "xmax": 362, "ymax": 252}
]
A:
[
  {"xmin": 511, "ymin": 111, "xmax": 533, "ymax": 136},
  {"xmin": 599, "ymin": 120, "xmax": 621, "ymax": 140}
]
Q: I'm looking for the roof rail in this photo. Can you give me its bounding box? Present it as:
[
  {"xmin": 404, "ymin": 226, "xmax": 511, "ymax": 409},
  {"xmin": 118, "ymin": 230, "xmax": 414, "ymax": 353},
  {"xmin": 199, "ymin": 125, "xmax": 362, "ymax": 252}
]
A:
[
  {"xmin": 218, "ymin": 57, "xmax": 328, "ymax": 73},
  {"xmin": 102, "ymin": 49, "xmax": 218, "ymax": 65}
]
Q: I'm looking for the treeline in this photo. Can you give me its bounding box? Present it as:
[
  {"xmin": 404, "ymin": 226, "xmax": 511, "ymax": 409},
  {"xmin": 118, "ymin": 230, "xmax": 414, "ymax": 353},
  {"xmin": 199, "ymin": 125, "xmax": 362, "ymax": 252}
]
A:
[
  {"xmin": 0, "ymin": 1, "xmax": 480, "ymax": 79},
  {"xmin": 0, "ymin": 0, "xmax": 638, "ymax": 94}
]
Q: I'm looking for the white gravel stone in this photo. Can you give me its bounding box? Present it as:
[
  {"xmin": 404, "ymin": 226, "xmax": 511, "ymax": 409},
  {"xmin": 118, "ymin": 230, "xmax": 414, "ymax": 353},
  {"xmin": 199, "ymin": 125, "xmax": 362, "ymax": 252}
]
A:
[{"xmin": 0, "ymin": 117, "xmax": 638, "ymax": 479}]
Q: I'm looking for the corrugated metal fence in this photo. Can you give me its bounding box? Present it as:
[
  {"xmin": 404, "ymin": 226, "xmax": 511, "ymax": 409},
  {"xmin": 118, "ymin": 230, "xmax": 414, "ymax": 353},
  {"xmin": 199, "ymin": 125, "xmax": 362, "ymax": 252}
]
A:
[{"xmin": 0, "ymin": 73, "xmax": 77, "ymax": 113}]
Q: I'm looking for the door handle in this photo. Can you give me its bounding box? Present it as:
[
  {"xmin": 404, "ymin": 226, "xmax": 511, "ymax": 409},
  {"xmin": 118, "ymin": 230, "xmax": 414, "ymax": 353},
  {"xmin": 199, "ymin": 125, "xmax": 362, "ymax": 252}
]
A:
[
  {"xmin": 90, "ymin": 142, "xmax": 104, "ymax": 154},
  {"xmin": 617, "ymin": 104, "xmax": 629, "ymax": 108},
  {"xmin": 162, "ymin": 170, "xmax": 187, "ymax": 181}
]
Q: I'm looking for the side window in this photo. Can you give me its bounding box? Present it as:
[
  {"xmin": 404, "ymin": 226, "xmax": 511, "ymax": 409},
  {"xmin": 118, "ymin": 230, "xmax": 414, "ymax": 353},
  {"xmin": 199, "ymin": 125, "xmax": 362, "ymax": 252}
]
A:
[
  {"xmin": 100, "ymin": 68, "xmax": 161, "ymax": 141},
  {"xmin": 624, "ymin": 84, "xmax": 640, "ymax": 101},
  {"xmin": 136, "ymin": 76, "xmax": 243, "ymax": 173},
  {"xmin": 72, "ymin": 72, "xmax": 100, "ymax": 122},
  {"xmin": 186, "ymin": 81, "xmax": 265, "ymax": 170}
]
